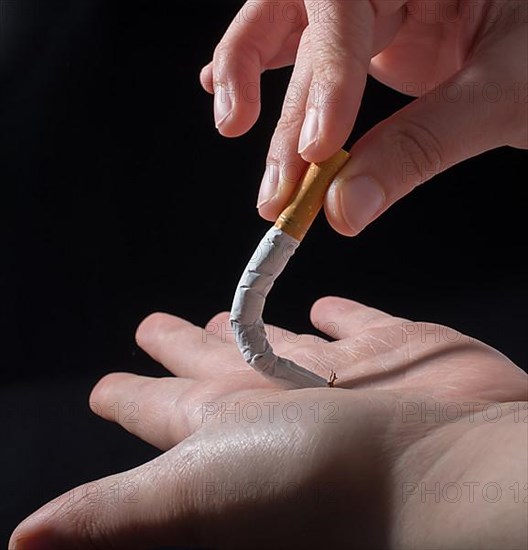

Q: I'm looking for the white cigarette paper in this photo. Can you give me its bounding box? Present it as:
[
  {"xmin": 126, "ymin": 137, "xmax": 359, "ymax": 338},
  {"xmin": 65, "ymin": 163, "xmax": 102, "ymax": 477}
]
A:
[{"xmin": 230, "ymin": 226, "xmax": 328, "ymax": 388}]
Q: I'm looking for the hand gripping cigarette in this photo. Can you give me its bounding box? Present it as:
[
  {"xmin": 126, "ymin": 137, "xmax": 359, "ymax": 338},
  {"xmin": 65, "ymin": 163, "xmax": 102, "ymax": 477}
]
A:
[{"xmin": 230, "ymin": 150, "xmax": 350, "ymax": 388}]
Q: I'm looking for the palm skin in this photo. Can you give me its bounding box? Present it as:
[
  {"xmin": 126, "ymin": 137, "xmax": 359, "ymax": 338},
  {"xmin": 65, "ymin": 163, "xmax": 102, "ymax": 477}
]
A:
[{"xmin": 10, "ymin": 297, "xmax": 528, "ymax": 549}]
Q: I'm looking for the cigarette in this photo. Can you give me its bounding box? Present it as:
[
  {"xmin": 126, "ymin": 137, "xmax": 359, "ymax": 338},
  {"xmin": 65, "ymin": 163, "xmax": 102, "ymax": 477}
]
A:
[{"xmin": 230, "ymin": 149, "xmax": 350, "ymax": 388}]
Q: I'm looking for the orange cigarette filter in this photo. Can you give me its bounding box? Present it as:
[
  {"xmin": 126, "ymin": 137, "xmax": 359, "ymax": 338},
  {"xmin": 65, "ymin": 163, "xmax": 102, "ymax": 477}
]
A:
[{"xmin": 275, "ymin": 149, "xmax": 350, "ymax": 242}]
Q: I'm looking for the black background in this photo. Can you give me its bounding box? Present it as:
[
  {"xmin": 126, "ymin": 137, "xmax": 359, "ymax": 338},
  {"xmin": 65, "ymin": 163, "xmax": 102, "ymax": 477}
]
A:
[{"xmin": 0, "ymin": 1, "xmax": 526, "ymax": 547}]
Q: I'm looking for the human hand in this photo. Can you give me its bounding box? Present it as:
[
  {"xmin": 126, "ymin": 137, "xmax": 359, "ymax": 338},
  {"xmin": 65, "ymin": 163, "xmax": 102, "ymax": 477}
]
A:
[
  {"xmin": 200, "ymin": 0, "xmax": 528, "ymax": 235},
  {"xmin": 10, "ymin": 297, "xmax": 528, "ymax": 549}
]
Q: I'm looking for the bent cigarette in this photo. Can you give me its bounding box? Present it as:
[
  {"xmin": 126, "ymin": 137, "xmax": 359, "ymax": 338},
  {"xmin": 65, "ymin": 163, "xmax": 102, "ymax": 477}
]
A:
[{"xmin": 230, "ymin": 150, "xmax": 350, "ymax": 388}]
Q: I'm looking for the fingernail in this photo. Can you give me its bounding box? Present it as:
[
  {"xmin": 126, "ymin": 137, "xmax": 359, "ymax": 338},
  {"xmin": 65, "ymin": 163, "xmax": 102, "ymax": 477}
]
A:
[
  {"xmin": 338, "ymin": 176, "xmax": 385, "ymax": 234},
  {"xmin": 214, "ymin": 84, "xmax": 233, "ymax": 128},
  {"xmin": 257, "ymin": 164, "xmax": 279, "ymax": 208},
  {"xmin": 298, "ymin": 108, "xmax": 319, "ymax": 154}
]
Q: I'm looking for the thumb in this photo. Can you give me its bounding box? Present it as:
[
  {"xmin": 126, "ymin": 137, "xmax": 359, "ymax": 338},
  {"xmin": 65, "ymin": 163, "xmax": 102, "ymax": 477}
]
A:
[
  {"xmin": 8, "ymin": 447, "xmax": 205, "ymax": 550},
  {"xmin": 325, "ymin": 63, "xmax": 524, "ymax": 236}
]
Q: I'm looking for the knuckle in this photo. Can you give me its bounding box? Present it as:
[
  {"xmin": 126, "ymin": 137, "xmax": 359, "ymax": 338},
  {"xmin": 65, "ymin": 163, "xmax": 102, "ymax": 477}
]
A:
[
  {"xmin": 386, "ymin": 121, "xmax": 445, "ymax": 189},
  {"xmin": 212, "ymin": 41, "xmax": 231, "ymax": 65},
  {"xmin": 275, "ymin": 108, "xmax": 305, "ymax": 133},
  {"xmin": 213, "ymin": 36, "xmax": 259, "ymax": 79},
  {"xmin": 212, "ymin": 41, "xmax": 246, "ymax": 78},
  {"xmin": 314, "ymin": 36, "xmax": 350, "ymax": 65},
  {"xmin": 310, "ymin": 51, "xmax": 368, "ymax": 108},
  {"xmin": 312, "ymin": 49, "xmax": 348, "ymax": 83}
]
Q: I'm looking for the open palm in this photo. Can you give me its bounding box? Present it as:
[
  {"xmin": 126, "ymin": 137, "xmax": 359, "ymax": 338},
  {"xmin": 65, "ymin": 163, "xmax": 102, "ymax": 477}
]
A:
[{"xmin": 11, "ymin": 297, "xmax": 528, "ymax": 549}]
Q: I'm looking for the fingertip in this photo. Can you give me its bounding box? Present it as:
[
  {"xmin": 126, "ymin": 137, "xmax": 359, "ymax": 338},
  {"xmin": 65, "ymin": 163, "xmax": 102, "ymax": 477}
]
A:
[
  {"xmin": 88, "ymin": 383, "xmax": 103, "ymax": 414},
  {"xmin": 11, "ymin": 463, "xmax": 182, "ymax": 550},
  {"xmin": 215, "ymin": 100, "xmax": 261, "ymax": 138},
  {"xmin": 310, "ymin": 296, "xmax": 346, "ymax": 324},
  {"xmin": 309, "ymin": 297, "xmax": 327, "ymax": 325},
  {"xmin": 90, "ymin": 371, "xmax": 125, "ymax": 398},
  {"xmin": 199, "ymin": 62, "xmax": 214, "ymax": 94},
  {"xmin": 136, "ymin": 312, "xmax": 201, "ymax": 366},
  {"xmin": 324, "ymin": 181, "xmax": 358, "ymax": 237},
  {"xmin": 257, "ymin": 196, "xmax": 286, "ymax": 222},
  {"xmin": 300, "ymin": 141, "xmax": 348, "ymax": 165},
  {"xmin": 9, "ymin": 508, "xmax": 58, "ymax": 550},
  {"xmin": 89, "ymin": 372, "xmax": 129, "ymax": 417},
  {"xmin": 135, "ymin": 312, "xmax": 174, "ymax": 349},
  {"xmin": 257, "ymin": 204, "xmax": 279, "ymax": 222},
  {"xmin": 206, "ymin": 311, "xmax": 231, "ymax": 328},
  {"xmin": 212, "ymin": 56, "xmax": 262, "ymax": 136},
  {"xmin": 256, "ymin": 156, "xmax": 307, "ymax": 218},
  {"xmin": 9, "ymin": 531, "xmax": 53, "ymax": 550}
]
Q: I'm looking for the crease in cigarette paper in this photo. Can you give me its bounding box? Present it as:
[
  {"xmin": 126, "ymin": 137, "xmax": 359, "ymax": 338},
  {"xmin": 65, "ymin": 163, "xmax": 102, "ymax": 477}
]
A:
[{"xmin": 230, "ymin": 226, "xmax": 328, "ymax": 388}]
